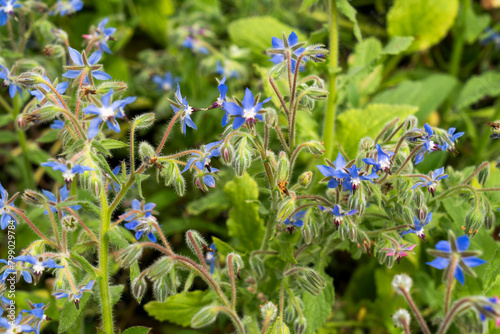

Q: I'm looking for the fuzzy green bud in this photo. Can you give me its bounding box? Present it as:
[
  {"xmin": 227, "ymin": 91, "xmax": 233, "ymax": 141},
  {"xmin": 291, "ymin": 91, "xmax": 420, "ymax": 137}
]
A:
[
  {"xmin": 186, "ymin": 230, "xmax": 207, "ymax": 256},
  {"xmin": 191, "ymin": 305, "xmax": 220, "ymax": 328},
  {"xmin": 138, "ymin": 142, "xmax": 156, "ymax": 162},
  {"xmin": 117, "ymin": 244, "xmax": 144, "ymax": 269},
  {"xmin": 277, "ymin": 151, "xmax": 290, "ymax": 183},
  {"xmin": 478, "ymin": 164, "xmax": 490, "ymax": 187},
  {"xmin": 294, "ymin": 317, "xmax": 307, "ymax": 334},
  {"xmin": 133, "ymin": 113, "xmax": 155, "ymax": 130},
  {"xmin": 233, "ymin": 137, "xmax": 253, "ymax": 176},
  {"xmin": 297, "ymin": 171, "xmax": 312, "ymax": 188},
  {"xmin": 152, "ymin": 278, "xmax": 168, "ymax": 303},
  {"xmin": 250, "ymin": 255, "xmax": 265, "ymax": 279},
  {"xmin": 95, "ymin": 81, "xmax": 128, "ymax": 95},
  {"xmin": 286, "ymin": 267, "xmax": 326, "ymax": 296},
  {"xmin": 43, "ymin": 44, "xmax": 66, "ymax": 58},
  {"xmin": 17, "ymin": 72, "xmax": 44, "ymax": 88},
  {"xmin": 276, "ymin": 192, "xmax": 296, "ymax": 222},
  {"xmin": 131, "ymin": 275, "xmax": 147, "ymax": 303},
  {"xmin": 303, "ymin": 141, "xmax": 325, "ymax": 157},
  {"xmin": 359, "ymin": 137, "xmax": 374, "ymax": 152},
  {"xmin": 22, "ymin": 190, "xmax": 47, "ymax": 206}
]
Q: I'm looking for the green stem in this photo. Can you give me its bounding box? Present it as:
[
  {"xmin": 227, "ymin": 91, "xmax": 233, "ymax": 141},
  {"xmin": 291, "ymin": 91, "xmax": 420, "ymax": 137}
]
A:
[
  {"xmin": 323, "ymin": 0, "xmax": 339, "ymax": 160},
  {"xmin": 98, "ymin": 189, "xmax": 114, "ymax": 334},
  {"xmin": 400, "ymin": 287, "xmax": 431, "ymax": 334},
  {"xmin": 213, "ymin": 306, "xmax": 246, "ymax": 334},
  {"xmin": 449, "ymin": 0, "xmax": 469, "ymax": 77}
]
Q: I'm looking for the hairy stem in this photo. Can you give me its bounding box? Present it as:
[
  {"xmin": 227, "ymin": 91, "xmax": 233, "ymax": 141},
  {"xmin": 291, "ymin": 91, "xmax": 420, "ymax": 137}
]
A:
[{"xmin": 400, "ymin": 287, "xmax": 430, "ymax": 334}]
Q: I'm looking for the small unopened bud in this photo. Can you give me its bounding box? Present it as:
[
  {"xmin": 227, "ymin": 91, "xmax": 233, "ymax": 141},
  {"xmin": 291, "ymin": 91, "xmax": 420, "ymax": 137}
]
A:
[
  {"xmin": 133, "ymin": 113, "xmax": 155, "ymax": 129},
  {"xmin": 392, "ymin": 274, "xmax": 413, "ymax": 294},
  {"xmin": 227, "ymin": 253, "xmax": 244, "ymax": 274},
  {"xmin": 138, "ymin": 142, "xmax": 156, "ymax": 162},
  {"xmin": 277, "ymin": 151, "xmax": 290, "ymax": 183},
  {"xmin": 260, "ymin": 301, "xmax": 277, "ymax": 321},
  {"xmin": 465, "ymin": 207, "xmax": 483, "ymax": 236},
  {"xmin": 233, "ymin": 137, "xmax": 253, "ymax": 176},
  {"xmin": 287, "ymin": 267, "xmax": 326, "ymax": 296},
  {"xmin": 478, "ymin": 164, "xmax": 490, "ymax": 187},
  {"xmin": 62, "ymin": 215, "xmax": 78, "ymax": 231},
  {"xmin": 303, "ymin": 141, "xmax": 325, "ymax": 158},
  {"xmin": 294, "ymin": 317, "xmax": 306, "ymax": 334},
  {"xmin": 186, "ymin": 230, "xmax": 207, "ymax": 256},
  {"xmin": 359, "ymin": 137, "xmax": 374, "ymax": 152},
  {"xmin": 152, "ymin": 278, "xmax": 168, "ymax": 302},
  {"xmin": 250, "ymin": 256, "xmax": 265, "ymax": 279},
  {"xmin": 23, "ymin": 190, "xmax": 47, "ymax": 206},
  {"xmin": 131, "ymin": 275, "xmax": 147, "ymax": 303},
  {"xmin": 117, "ymin": 244, "xmax": 144, "ymax": 269},
  {"xmin": 269, "ymin": 321, "xmax": 290, "ymax": 334},
  {"xmin": 191, "ymin": 305, "xmax": 219, "ymax": 328},
  {"xmin": 266, "ymin": 150, "xmax": 278, "ymax": 171},
  {"xmin": 297, "ymin": 171, "xmax": 312, "ymax": 188},
  {"xmin": 484, "ymin": 210, "xmax": 495, "ymax": 229},
  {"xmin": 95, "ymin": 81, "xmax": 127, "ymax": 94},
  {"xmin": 276, "ymin": 192, "xmax": 296, "ymax": 222},
  {"xmin": 392, "ymin": 309, "xmax": 411, "ymax": 328},
  {"xmin": 17, "ymin": 72, "xmax": 44, "ymax": 88},
  {"xmin": 221, "ymin": 143, "xmax": 234, "ymax": 165},
  {"xmin": 43, "ymin": 44, "xmax": 66, "ymax": 58}
]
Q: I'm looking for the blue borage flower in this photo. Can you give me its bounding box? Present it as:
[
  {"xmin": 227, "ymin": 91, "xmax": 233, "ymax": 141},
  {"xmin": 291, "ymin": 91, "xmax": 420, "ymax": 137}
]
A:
[
  {"xmin": 182, "ymin": 141, "xmax": 222, "ymax": 173},
  {"xmin": 0, "ymin": 0, "xmax": 21, "ymax": 26},
  {"xmin": 439, "ymin": 127, "xmax": 464, "ymax": 152},
  {"xmin": 0, "ymin": 258, "xmax": 33, "ymax": 283},
  {"xmin": 318, "ymin": 205, "xmax": 356, "ymax": 228},
  {"xmin": 153, "ymin": 72, "xmax": 179, "ymax": 92},
  {"xmin": 283, "ymin": 211, "xmax": 306, "ymax": 233},
  {"xmin": 268, "ymin": 31, "xmax": 306, "ymax": 73},
  {"xmin": 182, "ymin": 35, "xmax": 208, "ymax": 54},
  {"xmin": 479, "ymin": 296, "xmax": 500, "ymax": 327},
  {"xmin": 412, "ymin": 123, "xmax": 441, "ymax": 164},
  {"xmin": 14, "ymin": 255, "xmax": 64, "ymax": 284},
  {"xmin": 223, "ymin": 88, "xmax": 271, "ymax": 130},
  {"xmin": 21, "ymin": 302, "xmax": 50, "ymax": 334},
  {"xmin": 316, "ymin": 153, "xmax": 347, "ymax": 189},
  {"xmin": 426, "ymin": 233, "xmax": 486, "ymax": 285},
  {"xmin": 50, "ymin": 120, "xmax": 65, "ymax": 129},
  {"xmin": 401, "ymin": 212, "xmax": 432, "ymax": 242},
  {"xmin": 411, "ymin": 167, "xmax": 448, "ymax": 197},
  {"xmin": 205, "ymin": 242, "xmax": 217, "ymax": 275},
  {"xmin": 52, "ymin": 280, "xmax": 95, "ymax": 309},
  {"xmin": 0, "ymin": 64, "xmax": 23, "ymax": 98},
  {"xmin": 363, "ymin": 144, "xmax": 394, "ymax": 173},
  {"xmin": 84, "ymin": 89, "xmax": 132, "ymax": 138},
  {"xmin": 216, "ymin": 61, "xmax": 238, "ymax": 79},
  {"xmin": 83, "ymin": 18, "xmax": 116, "ymax": 54},
  {"xmin": 216, "ymin": 77, "xmax": 230, "ymax": 126},
  {"xmin": 336, "ymin": 165, "xmax": 378, "ymax": 194},
  {"xmin": 28, "ymin": 76, "xmax": 69, "ymax": 103},
  {"xmin": 115, "ymin": 96, "xmax": 136, "ymax": 119},
  {"xmin": 0, "ymin": 182, "xmax": 17, "ymax": 230},
  {"xmin": 63, "ymin": 47, "xmax": 111, "ymax": 83},
  {"xmin": 123, "ymin": 199, "xmax": 159, "ymax": 242},
  {"xmin": 51, "ymin": 0, "xmax": 83, "ymax": 16},
  {"xmin": 42, "ymin": 186, "xmax": 81, "ymax": 217},
  {"xmin": 0, "ymin": 314, "xmax": 34, "ymax": 334},
  {"xmin": 169, "ymin": 84, "xmax": 197, "ymax": 134},
  {"xmin": 41, "ymin": 160, "xmax": 94, "ymax": 184}
]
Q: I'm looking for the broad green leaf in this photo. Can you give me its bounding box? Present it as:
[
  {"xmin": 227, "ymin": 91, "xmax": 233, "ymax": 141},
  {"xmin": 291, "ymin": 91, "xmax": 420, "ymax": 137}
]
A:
[
  {"xmin": 144, "ymin": 290, "xmax": 215, "ymax": 327},
  {"xmin": 122, "ymin": 327, "xmax": 151, "ymax": 334},
  {"xmin": 70, "ymin": 253, "xmax": 97, "ymax": 279},
  {"xmin": 271, "ymin": 232, "xmax": 300, "ymax": 264},
  {"xmin": 228, "ymin": 16, "xmax": 306, "ymax": 56},
  {"xmin": 110, "ymin": 284, "xmax": 125, "ymax": 307},
  {"xmin": 347, "ymin": 37, "xmax": 383, "ymax": 98},
  {"xmin": 100, "ymin": 139, "xmax": 129, "ymax": 150},
  {"xmin": 387, "ymin": 0, "xmax": 459, "ymax": 52},
  {"xmin": 382, "ymin": 36, "xmax": 415, "ymax": 55},
  {"xmin": 186, "ymin": 191, "xmax": 230, "ymax": 215},
  {"xmin": 336, "ymin": 104, "xmax": 417, "ymax": 157},
  {"xmin": 212, "ymin": 236, "xmax": 235, "ymax": 257},
  {"xmin": 456, "ymin": 71, "xmax": 500, "ymax": 109},
  {"xmin": 107, "ymin": 226, "xmax": 130, "ymax": 248},
  {"xmin": 224, "ymin": 173, "xmax": 265, "ymax": 251},
  {"xmin": 372, "ymin": 74, "xmax": 458, "ymax": 120},
  {"xmin": 336, "ymin": 0, "xmax": 362, "ymax": 41},
  {"xmin": 58, "ymin": 292, "xmax": 91, "ymax": 333},
  {"xmin": 464, "ymin": 8, "xmax": 491, "ymax": 44},
  {"xmin": 303, "ymin": 273, "xmax": 334, "ymax": 334}
]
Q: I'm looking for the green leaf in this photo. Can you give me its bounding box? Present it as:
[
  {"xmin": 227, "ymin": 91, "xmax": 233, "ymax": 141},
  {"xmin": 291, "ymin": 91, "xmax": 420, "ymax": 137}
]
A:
[
  {"xmin": 186, "ymin": 191, "xmax": 230, "ymax": 215},
  {"xmin": 135, "ymin": 0, "xmax": 173, "ymax": 45},
  {"xmin": 271, "ymin": 232, "xmax": 300, "ymax": 264},
  {"xmin": 464, "ymin": 8, "xmax": 491, "ymax": 44},
  {"xmin": 382, "ymin": 36, "xmax": 415, "ymax": 55},
  {"xmin": 110, "ymin": 284, "xmax": 125, "ymax": 307},
  {"xmin": 144, "ymin": 290, "xmax": 215, "ymax": 327},
  {"xmin": 303, "ymin": 273, "xmax": 334, "ymax": 334},
  {"xmin": 107, "ymin": 226, "xmax": 130, "ymax": 248},
  {"xmin": 0, "ymin": 131, "xmax": 18, "ymax": 143},
  {"xmin": 100, "ymin": 139, "xmax": 129, "ymax": 150},
  {"xmin": 58, "ymin": 291, "xmax": 91, "ymax": 333},
  {"xmin": 212, "ymin": 236, "xmax": 235, "ymax": 257},
  {"xmin": 300, "ymin": 0, "xmax": 318, "ymax": 11},
  {"xmin": 70, "ymin": 253, "xmax": 97, "ymax": 279},
  {"xmin": 336, "ymin": 0, "xmax": 362, "ymax": 41},
  {"xmin": 336, "ymin": 104, "xmax": 417, "ymax": 157},
  {"xmin": 456, "ymin": 71, "xmax": 500, "ymax": 109},
  {"xmin": 36, "ymin": 130, "xmax": 59, "ymax": 143},
  {"xmin": 130, "ymin": 260, "xmax": 140, "ymax": 283},
  {"xmin": 372, "ymin": 74, "xmax": 458, "ymax": 120},
  {"xmin": 122, "ymin": 327, "xmax": 151, "ymax": 334},
  {"xmin": 0, "ymin": 114, "xmax": 12, "ymax": 127},
  {"xmin": 228, "ymin": 16, "xmax": 306, "ymax": 56},
  {"xmin": 224, "ymin": 173, "xmax": 265, "ymax": 251},
  {"xmin": 387, "ymin": 0, "xmax": 459, "ymax": 52}
]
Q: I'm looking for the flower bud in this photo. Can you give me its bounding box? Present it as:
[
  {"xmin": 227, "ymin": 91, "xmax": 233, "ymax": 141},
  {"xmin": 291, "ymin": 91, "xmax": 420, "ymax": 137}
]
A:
[
  {"xmin": 131, "ymin": 275, "xmax": 147, "ymax": 303},
  {"xmin": 413, "ymin": 189, "xmax": 425, "ymax": 209},
  {"xmin": 359, "ymin": 137, "xmax": 374, "ymax": 152},
  {"xmin": 23, "ymin": 105, "xmax": 64, "ymax": 125},
  {"xmin": 303, "ymin": 141, "xmax": 325, "ymax": 158},
  {"xmin": 186, "ymin": 230, "xmax": 207, "ymax": 256},
  {"xmin": 392, "ymin": 309, "xmax": 411, "ymax": 328},
  {"xmin": 233, "ymin": 137, "xmax": 253, "ymax": 176},
  {"xmin": 287, "ymin": 267, "xmax": 326, "ymax": 296},
  {"xmin": 62, "ymin": 215, "xmax": 78, "ymax": 232},
  {"xmin": 465, "ymin": 206, "xmax": 483, "ymax": 236},
  {"xmin": 191, "ymin": 305, "xmax": 219, "ymax": 328},
  {"xmin": 276, "ymin": 192, "xmax": 296, "ymax": 222},
  {"xmin": 220, "ymin": 143, "xmax": 234, "ymax": 165},
  {"xmin": 152, "ymin": 278, "xmax": 168, "ymax": 302},
  {"xmin": 227, "ymin": 253, "xmax": 244, "ymax": 274},
  {"xmin": 478, "ymin": 164, "xmax": 490, "ymax": 187},
  {"xmin": 294, "ymin": 317, "xmax": 307, "ymax": 334},
  {"xmin": 95, "ymin": 81, "xmax": 128, "ymax": 95},
  {"xmin": 43, "ymin": 44, "xmax": 66, "ymax": 58},
  {"xmin": 260, "ymin": 301, "xmax": 278, "ymax": 321},
  {"xmin": 269, "ymin": 321, "xmax": 290, "ymax": 334},
  {"xmin": 22, "ymin": 189, "xmax": 47, "ymax": 206},
  {"xmin": 297, "ymin": 171, "xmax": 312, "ymax": 189},
  {"xmin": 250, "ymin": 256, "xmax": 265, "ymax": 279},
  {"xmin": 139, "ymin": 141, "xmax": 156, "ymax": 162},
  {"xmin": 277, "ymin": 151, "xmax": 290, "ymax": 184},
  {"xmin": 484, "ymin": 209, "xmax": 495, "ymax": 229},
  {"xmin": 266, "ymin": 150, "xmax": 278, "ymax": 172},
  {"xmin": 117, "ymin": 244, "xmax": 144, "ymax": 269},
  {"xmin": 174, "ymin": 169, "xmax": 186, "ymax": 196},
  {"xmin": 392, "ymin": 274, "xmax": 413, "ymax": 294},
  {"xmin": 133, "ymin": 113, "xmax": 155, "ymax": 130},
  {"xmin": 17, "ymin": 72, "xmax": 44, "ymax": 88}
]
